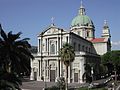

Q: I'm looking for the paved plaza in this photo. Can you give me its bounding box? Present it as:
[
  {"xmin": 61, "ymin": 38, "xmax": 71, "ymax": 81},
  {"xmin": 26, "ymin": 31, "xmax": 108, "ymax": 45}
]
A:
[
  {"xmin": 21, "ymin": 80, "xmax": 88, "ymax": 90},
  {"xmin": 21, "ymin": 77, "xmax": 120, "ymax": 90},
  {"xmin": 21, "ymin": 80, "xmax": 56, "ymax": 90}
]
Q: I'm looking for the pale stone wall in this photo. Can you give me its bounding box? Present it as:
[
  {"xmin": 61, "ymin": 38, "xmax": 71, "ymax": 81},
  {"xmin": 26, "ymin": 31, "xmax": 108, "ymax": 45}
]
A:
[
  {"xmin": 93, "ymin": 42, "xmax": 107, "ymax": 55},
  {"xmin": 30, "ymin": 26, "xmax": 101, "ymax": 83}
]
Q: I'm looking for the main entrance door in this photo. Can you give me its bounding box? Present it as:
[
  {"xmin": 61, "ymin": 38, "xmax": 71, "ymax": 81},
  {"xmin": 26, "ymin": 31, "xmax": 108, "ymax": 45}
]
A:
[
  {"xmin": 50, "ymin": 70, "xmax": 55, "ymax": 82},
  {"xmin": 74, "ymin": 73, "xmax": 78, "ymax": 82}
]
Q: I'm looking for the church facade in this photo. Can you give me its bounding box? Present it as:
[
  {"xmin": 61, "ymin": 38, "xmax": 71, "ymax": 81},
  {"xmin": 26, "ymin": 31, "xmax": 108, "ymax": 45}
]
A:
[{"xmin": 30, "ymin": 3, "xmax": 111, "ymax": 83}]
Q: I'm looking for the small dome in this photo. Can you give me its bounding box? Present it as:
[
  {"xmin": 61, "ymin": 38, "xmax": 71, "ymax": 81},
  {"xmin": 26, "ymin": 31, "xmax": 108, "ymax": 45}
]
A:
[{"xmin": 71, "ymin": 15, "xmax": 94, "ymax": 27}]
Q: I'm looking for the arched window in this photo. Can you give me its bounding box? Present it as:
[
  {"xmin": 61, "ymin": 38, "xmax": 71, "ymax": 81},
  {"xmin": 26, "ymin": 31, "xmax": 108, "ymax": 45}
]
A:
[{"xmin": 50, "ymin": 44, "xmax": 55, "ymax": 54}]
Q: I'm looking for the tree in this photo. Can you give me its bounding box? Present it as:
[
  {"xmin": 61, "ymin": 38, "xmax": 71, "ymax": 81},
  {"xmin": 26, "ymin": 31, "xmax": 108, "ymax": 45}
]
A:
[
  {"xmin": 59, "ymin": 43, "xmax": 75, "ymax": 90},
  {"xmin": 102, "ymin": 50, "xmax": 120, "ymax": 83},
  {"xmin": 82, "ymin": 63, "xmax": 92, "ymax": 83},
  {"xmin": 99, "ymin": 64, "xmax": 108, "ymax": 78},
  {"xmin": 57, "ymin": 77, "xmax": 65, "ymax": 90},
  {"xmin": 0, "ymin": 71, "xmax": 22, "ymax": 90},
  {"xmin": 0, "ymin": 25, "xmax": 34, "ymax": 89}
]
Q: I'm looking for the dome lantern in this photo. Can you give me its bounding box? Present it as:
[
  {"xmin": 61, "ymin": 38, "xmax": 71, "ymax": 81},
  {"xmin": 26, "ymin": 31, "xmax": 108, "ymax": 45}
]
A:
[{"xmin": 78, "ymin": 0, "xmax": 86, "ymax": 15}]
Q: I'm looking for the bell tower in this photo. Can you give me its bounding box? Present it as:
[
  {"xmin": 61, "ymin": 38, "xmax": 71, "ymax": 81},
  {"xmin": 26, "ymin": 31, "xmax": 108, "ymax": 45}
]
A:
[{"xmin": 101, "ymin": 20, "xmax": 111, "ymax": 39}]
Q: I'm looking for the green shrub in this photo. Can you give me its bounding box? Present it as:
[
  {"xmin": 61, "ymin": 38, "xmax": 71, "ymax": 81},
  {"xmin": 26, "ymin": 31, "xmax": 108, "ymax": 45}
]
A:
[
  {"xmin": 78, "ymin": 87, "xmax": 107, "ymax": 90},
  {"xmin": 56, "ymin": 77, "xmax": 65, "ymax": 90},
  {"xmin": 79, "ymin": 87, "xmax": 88, "ymax": 90},
  {"xmin": 46, "ymin": 86, "xmax": 59, "ymax": 90}
]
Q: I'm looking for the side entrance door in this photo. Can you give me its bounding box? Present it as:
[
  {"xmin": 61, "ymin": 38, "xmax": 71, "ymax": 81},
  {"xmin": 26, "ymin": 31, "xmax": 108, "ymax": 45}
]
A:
[
  {"xmin": 74, "ymin": 73, "xmax": 78, "ymax": 82},
  {"xmin": 50, "ymin": 70, "xmax": 55, "ymax": 82}
]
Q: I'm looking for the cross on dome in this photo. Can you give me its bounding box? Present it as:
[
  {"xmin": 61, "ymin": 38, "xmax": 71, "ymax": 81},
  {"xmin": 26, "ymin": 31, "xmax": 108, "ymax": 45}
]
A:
[
  {"xmin": 104, "ymin": 20, "xmax": 108, "ymax": 26},
  {"xmin": 80, "ymin": 0, "xmax": 83, "ymax": 8},
  {"xmin": 103, "ymin": 20, "xmax": 109, "ymax": 29}
]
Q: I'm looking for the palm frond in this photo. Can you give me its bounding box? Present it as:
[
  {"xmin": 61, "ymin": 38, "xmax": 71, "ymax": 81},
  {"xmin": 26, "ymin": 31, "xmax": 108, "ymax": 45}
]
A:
[
  {"xmin": 59, "ymin": 43, "xmax": 75, "ymax": 66},
  {"xmin": 8, "ymin": 31, "xmax": 22, "ymax": 43},
  {"xmin": 0, "ymin": 29, "xmax": 7, "ymax": 41},
  {"xmin": 0, "ymin": 71, "xmax": 22, "ymax": 90}
]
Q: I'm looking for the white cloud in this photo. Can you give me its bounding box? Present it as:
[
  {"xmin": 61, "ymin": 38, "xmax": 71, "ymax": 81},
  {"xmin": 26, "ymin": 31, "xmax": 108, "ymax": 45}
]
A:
[{"xmin": 111, "ymin": 41, "xmax": 120, "ymax": 46}]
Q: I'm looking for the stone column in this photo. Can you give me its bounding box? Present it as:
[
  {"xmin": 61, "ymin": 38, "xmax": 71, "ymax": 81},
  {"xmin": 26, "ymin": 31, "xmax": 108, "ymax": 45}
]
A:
[
  {"xmin": 60, "ymin": 60, "xmax": 63, "ymax": 77},
  {"xmin": 55, "ymin": 59, "xmax": 60, "ymax": 82},
  {"xmin": 73, "ymin": 69, "xmax": 75, "ymax": 83},
  {"xmin": 57, "ymin": 37, "xmax": 58, "ymax": 55},
  {"xmin": 38, "ymin": 39, "xmax": 40, "ymax": 52},
  {"xmin": 79, "ymin": 70, "xmax": 80, "ymax": 83},
  {"xmin": 37, "ymin": 60, "xmax": 41, "ymax": 81},
  {"xmin": 80, "ymin": 58, "xmax": 85, "ymax": 83},
  {"xmin": 68, "ymin": 66, "xmax": 70, "ymax": 83},
  {"xmin": 30, "ymin": 59, "xmax": 34, "ymax": 80},
  {"xmin": 46, "ymin": 60, "xmax": 49, "ymax": 81},
  {"xmin": 30, "ymin": 68, "xmax": 34, "ymax": 80},
  {"xmin": 47, "ymin": 38, "xmax": 49, "ymax": 55}
]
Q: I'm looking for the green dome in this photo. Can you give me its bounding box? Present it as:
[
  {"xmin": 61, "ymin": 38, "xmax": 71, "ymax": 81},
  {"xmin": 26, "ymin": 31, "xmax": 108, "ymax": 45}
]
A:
[{"xmin": 71, "ymin": 15, "xmax": 94, "ymax": 27}]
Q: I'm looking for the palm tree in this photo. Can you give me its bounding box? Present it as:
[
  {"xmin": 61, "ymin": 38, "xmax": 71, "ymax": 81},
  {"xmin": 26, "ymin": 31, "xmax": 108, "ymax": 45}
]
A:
[
  {"xmin": 0, "ymin": 24, "xmax": 34, "ymax": 89},
  {"xmin": 59, "ymin": 43, "xmax": 75, "ymax": 90},
  {"xmin": 0, "ymin": 24, "xmax": 34, "ymax": 74}
]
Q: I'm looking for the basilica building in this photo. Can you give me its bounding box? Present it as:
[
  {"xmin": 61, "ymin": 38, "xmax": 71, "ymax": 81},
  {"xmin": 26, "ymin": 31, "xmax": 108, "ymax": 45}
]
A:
[{"xmin": 30, "ymin": 2, "xmax": 111, "ymax": 83}]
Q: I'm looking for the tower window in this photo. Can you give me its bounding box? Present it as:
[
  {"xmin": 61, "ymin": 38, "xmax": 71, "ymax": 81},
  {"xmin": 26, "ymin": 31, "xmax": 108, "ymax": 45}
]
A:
[
  {"xmin": 82, "ymin": 45, "xmax": 84, "ymax": 51},
  {"xmin": 87, "ymin": 31, "xmax": 90, "ymax": 37},
  {"xmin": 66, "ymin": 36, "xmax": 68, "ymax": 43},
  {"xmin": 74, "ymin": 42, "xmax": 76, "ymax": 51},
  {"xmin": 78, "ymin": 44, "xmax": 80, "ymax": 51},
  {"xmin": 89, "ymin": 48, "xmax": 91, "ymax": 53},
  {"xmin": 77, "ymin": 31, "xmax": 81, "ymax": 36},
  {"xmin": 86, "ymin": 47, "xmax": 88, "ymax": 52}
]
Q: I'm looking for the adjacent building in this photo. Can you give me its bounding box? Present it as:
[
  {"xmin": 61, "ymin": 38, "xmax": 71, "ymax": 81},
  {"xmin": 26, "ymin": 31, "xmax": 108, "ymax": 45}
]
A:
[{"xmin": 30, "ymin": 2, "xmax": 111, "ymax": 83}]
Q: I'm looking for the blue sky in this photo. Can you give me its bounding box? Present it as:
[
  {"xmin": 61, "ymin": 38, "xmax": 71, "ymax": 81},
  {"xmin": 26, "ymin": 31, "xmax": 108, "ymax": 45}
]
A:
[{"xmin": 0, "ymin": 0, "xmax": 120, "ymax": 50}]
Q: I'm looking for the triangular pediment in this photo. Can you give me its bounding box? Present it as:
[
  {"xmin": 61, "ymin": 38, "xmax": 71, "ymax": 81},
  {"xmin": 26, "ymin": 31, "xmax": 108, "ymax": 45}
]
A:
[
  {"xmin": 43, "ymin": 26, "xmax": 59, "ymax": 35},
  {"xmin": 38, "ymin": 24, "xmax": 67, "ymax": 36}
]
